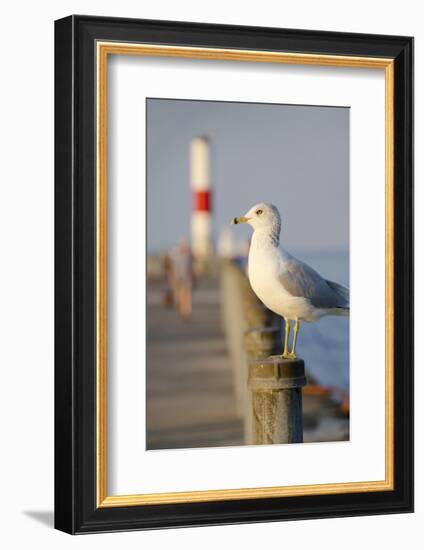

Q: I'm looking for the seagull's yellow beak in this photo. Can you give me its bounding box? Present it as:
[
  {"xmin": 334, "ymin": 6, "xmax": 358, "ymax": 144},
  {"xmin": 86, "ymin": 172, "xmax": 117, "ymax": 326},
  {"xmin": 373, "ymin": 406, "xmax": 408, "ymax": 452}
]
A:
[{"xmin": 232, "ymin": 216, "xmax": 250, "ymax": 225}]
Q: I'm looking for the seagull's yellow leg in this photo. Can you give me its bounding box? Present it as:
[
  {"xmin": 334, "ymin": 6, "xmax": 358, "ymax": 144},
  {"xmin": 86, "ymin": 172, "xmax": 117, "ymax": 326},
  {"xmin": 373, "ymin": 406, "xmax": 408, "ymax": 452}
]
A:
[
  {"xmin": 281, "ymin": 318, "xmax": 291, "ymax": 358},
  {"xmin": 288, "ymin": 319, "xmax": 300, "ymax": 359}
]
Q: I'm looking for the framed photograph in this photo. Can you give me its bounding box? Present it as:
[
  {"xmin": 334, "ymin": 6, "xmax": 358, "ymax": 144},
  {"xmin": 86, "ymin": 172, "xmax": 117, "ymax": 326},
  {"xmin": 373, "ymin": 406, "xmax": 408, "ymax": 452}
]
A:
[{"xmin": 55, "ymin": 15, "xmax": 413, "ymax": 534}]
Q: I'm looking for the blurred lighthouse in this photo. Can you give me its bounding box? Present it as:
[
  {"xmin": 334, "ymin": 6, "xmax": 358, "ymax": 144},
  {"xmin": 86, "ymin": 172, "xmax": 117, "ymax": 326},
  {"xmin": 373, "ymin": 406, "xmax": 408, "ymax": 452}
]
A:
[{"xmin": 190, "ymin": 136, "xmax": 214, "ymax": 266}]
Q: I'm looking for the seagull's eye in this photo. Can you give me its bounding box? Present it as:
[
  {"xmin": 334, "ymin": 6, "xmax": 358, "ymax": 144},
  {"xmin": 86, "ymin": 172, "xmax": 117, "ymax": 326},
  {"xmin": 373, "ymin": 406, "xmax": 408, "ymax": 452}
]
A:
[{"xmin": 256, "ymin": 209, "xmax": 263, "ymax": 215}]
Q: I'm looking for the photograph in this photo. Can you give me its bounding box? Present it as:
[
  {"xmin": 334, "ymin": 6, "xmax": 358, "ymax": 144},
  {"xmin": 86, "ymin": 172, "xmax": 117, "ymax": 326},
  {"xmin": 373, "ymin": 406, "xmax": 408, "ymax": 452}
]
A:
[
  {"xmin": 146, "ymin": 98, "xmax": 350, "ymax": 450},
  {"xmin": 0, "ymin": 0, "xmax": 418, "ymax": 541},
  {"xmin": 51, "ymin": 12, "xmax": 413, "ymax": 536}
]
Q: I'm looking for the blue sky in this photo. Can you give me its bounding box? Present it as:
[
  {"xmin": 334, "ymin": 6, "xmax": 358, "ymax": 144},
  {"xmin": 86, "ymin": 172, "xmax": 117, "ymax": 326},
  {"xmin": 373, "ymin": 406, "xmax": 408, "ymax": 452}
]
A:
[{"xmin": 147, "ymin": 98, "xmax": 349, "ymax": 254}]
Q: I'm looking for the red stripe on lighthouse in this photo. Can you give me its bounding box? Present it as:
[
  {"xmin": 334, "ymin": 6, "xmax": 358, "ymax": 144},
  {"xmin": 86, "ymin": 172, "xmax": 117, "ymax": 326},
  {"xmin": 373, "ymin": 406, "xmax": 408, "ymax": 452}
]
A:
[{"xmin": 194, "ymin": 191, "xmax": 211, "ymax": 212}]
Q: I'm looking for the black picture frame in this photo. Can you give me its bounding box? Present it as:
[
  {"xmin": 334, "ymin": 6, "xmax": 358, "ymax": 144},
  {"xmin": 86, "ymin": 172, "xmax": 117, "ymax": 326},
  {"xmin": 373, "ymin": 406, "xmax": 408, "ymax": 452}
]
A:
[{"xmin": 55, "ymin": 14, "xmax": 413, "ymax": 534}]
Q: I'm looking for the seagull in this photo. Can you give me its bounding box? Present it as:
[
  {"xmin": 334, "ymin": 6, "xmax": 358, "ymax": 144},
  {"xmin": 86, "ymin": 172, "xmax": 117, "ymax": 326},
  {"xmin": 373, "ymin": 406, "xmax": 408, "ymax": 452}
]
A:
[{"xmin": 233, "ymin": 203, "xmax": 349, "ymax": 359}]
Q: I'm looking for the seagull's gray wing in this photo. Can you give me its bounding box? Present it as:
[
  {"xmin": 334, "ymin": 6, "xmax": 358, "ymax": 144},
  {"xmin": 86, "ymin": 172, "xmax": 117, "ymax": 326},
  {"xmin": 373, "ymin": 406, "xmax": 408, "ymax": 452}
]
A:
[{"xmin": 279, "ymin": 256, "xmax": 349, "ymax": 309}]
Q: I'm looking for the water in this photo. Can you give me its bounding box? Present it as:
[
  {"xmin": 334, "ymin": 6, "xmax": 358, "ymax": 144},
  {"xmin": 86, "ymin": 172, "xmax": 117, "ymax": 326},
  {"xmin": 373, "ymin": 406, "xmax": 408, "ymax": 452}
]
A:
[{"xmin": 289, "ymin": 249, "xmax": 349, "ymax": 394}]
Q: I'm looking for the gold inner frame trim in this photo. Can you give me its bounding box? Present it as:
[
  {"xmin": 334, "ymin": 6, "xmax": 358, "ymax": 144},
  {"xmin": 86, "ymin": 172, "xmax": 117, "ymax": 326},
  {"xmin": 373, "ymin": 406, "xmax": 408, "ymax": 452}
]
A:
[{"xmin": 96, "ymin": 41, "xmax": 395, "ymax": 508}]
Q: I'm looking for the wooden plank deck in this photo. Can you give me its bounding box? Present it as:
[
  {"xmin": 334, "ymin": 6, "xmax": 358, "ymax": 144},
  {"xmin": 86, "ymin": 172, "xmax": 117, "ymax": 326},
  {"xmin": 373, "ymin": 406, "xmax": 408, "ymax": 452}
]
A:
[{"xmin": 146, "ymin": 278, "xmax": 243, "ymax": 450}]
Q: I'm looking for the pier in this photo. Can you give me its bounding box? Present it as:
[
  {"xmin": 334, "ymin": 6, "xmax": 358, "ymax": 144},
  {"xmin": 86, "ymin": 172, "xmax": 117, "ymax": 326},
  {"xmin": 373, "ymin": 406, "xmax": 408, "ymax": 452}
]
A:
[{"xmin": 146, "ymin": 264, "xmax": 349, "ymax": 450}]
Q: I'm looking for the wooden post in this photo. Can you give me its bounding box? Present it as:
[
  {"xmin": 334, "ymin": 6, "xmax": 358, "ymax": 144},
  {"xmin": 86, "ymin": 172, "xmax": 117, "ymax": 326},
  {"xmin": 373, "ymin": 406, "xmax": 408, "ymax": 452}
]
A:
[
  {"xmin": 249, "ymin": 356, "xmax": 306, "ymax": 444},
  {"xmin": 244, "ymin": 303, "xmax": 278, "ymax": 329},
  {"xmin": 219, "ymin": 261, "xmax": 249, "ymax": 416},
  {"xmin": 220, "ymin": 261, "xmax": 280, "ymax": 418},
  {"xmin": 243, "ymin": 327, "xmax": 282, "ymax": 444},
  {"xmin": 244, "ymin": 326, "xmax": 282, "ymax": 358}
]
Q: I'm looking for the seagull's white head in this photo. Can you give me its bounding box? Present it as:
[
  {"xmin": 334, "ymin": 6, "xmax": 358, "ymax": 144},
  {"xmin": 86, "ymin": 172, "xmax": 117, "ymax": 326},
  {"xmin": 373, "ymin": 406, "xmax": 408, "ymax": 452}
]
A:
[{"xmin": 233, "ymin": 203, "xmax": 281, "ymax": 235}]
